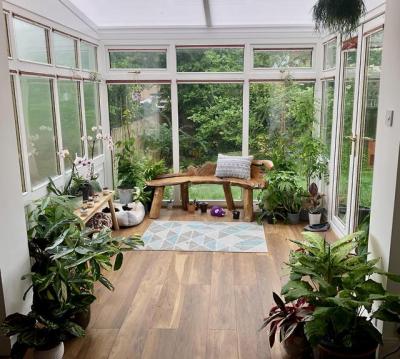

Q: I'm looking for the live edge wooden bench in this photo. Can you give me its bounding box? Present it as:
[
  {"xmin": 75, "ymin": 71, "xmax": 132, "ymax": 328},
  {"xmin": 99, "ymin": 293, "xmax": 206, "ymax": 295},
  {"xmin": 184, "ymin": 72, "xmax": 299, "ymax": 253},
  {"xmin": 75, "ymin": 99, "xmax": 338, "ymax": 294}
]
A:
[{"xmin": 146, "ymin": 159, "xmax": 274, "ymax": 222}]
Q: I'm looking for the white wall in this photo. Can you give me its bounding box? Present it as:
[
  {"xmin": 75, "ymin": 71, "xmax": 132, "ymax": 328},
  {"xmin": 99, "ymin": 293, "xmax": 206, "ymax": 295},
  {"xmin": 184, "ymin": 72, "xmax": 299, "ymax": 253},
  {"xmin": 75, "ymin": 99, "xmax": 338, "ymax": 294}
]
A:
[
  {"xmin": 3, "ymin": 0, "xmax": 98, "ymax": 41},
  {"xmin": 0, "ymin": 2, "xmax": 31, "ymax": 355},
  {"xmin": 368, "ymin": 0, "xmax": 400, "ymax": 354}
]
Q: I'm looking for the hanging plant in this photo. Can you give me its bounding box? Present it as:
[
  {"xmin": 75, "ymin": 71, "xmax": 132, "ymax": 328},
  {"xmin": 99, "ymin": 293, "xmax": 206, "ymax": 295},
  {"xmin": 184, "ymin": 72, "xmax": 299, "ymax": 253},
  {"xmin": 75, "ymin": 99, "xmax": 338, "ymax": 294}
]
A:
[{"xmin": 313, "ymin": 0, "xmax": 366, "ymax": 34}]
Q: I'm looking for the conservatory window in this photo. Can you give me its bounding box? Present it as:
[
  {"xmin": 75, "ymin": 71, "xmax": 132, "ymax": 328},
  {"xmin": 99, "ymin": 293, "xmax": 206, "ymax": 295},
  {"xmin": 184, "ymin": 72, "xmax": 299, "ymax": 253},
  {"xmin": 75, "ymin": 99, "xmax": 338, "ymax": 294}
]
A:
[
  {"xmin": 14, "ymin": 17, "xmax": 49, "ymax": 64},
  {"xmin": 178, "ymin": 82, "xmax": 243, "ymax": 200},
  {"xmin": 249, "ymin": 81, "xmax": 315, "ymax": 155},
  {"xmin": 57, "ymin": 80, "xmax": 83, "ymax": 166},
  {"xmin": 109, "ymin": 49, "xmax": 167, "ymax": 69},
  {"xmin": 80, "ymin": 41, "xmax": 97, "ymax": 71},
  {"xmin": 323, "ymin": 39, "xmax": 337, "ymax": 70},
  {"xmin": 176, "ymin": 46, "xmax": 244, "ymax": 72},
  {"xmin": 53, "ymin": 32, "xmax": 78, "ymax": 68},
  {"xmin": 320, "ymin": 79, "xmax": 335, "ymax": 156},
  {"xmin": 107, "ymin": 82, "xmax": 173, "ymax": 168},
  {"xmin": 83, "ymin": 82, "xmax": 102, "ymax": 157},
  {"xmin": 253, "ymin": 48, "xmax": 312, "ymax": 69},
  {"xmin": 20, "ymin": 77, "xmax": 59, "ymax": 187}
]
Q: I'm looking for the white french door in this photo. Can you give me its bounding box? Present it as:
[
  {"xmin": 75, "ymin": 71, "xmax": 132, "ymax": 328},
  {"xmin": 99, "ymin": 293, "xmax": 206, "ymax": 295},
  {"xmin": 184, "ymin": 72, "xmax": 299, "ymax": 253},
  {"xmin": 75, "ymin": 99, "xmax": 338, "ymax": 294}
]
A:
[{"xmin": 330, "ymin": 16, "xmax": 384, "ymax": 236}]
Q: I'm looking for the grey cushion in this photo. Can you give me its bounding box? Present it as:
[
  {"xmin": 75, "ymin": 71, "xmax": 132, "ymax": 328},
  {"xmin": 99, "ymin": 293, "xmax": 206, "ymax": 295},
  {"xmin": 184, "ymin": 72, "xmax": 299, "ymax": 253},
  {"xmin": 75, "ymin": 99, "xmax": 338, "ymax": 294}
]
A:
[{"xmin": 215, "ymin": 154, "xmax": 254, "ymax": 180}]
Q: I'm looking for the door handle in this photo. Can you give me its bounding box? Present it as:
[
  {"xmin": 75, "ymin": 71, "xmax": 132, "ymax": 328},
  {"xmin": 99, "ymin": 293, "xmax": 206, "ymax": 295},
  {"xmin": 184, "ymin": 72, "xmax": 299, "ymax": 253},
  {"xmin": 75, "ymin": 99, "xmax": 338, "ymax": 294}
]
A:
[{"xmin": 345, "ymin": 135, "xmax": 357, "ymax": 143}]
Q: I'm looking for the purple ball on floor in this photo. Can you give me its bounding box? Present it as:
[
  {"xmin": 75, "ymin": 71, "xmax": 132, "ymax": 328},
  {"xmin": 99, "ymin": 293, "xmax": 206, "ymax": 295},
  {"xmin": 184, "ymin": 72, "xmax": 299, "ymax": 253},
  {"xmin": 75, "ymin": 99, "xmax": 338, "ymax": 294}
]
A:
[{"xmin": 210, "ymin": 205, "xmax": 226, "ymax": 217}]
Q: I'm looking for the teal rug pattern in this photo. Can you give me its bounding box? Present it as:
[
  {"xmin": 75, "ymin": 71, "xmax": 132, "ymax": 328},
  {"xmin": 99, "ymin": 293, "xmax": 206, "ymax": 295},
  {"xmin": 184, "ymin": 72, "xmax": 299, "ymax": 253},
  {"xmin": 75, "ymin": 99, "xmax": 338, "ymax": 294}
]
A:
[{"xmin": 139, "ymin": 221, "xmax": 267, "ymax": 253}]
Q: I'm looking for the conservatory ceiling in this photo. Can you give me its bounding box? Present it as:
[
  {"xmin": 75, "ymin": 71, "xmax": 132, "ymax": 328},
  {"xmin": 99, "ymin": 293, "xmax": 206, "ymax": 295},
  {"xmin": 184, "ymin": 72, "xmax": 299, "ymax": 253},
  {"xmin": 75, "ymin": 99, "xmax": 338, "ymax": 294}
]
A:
[{"xmin": 63, "ymin": 0, "xmax": 385, "ymax": 29}]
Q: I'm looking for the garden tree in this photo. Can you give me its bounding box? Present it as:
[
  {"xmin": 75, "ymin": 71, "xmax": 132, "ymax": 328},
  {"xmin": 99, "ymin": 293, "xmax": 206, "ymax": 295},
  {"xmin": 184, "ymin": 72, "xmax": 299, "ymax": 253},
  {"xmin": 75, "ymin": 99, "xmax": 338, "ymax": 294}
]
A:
[{"xmin": 107, "ymin": 49, "xmax": 328, "ymax": 200}]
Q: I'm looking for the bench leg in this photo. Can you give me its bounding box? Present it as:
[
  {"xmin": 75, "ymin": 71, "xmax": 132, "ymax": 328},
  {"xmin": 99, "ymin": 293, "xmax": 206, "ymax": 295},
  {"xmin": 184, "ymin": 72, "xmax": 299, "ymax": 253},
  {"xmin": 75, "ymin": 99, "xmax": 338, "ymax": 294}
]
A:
[
  {"xmin": 180, "ymin": 183, "xmax": 189, "ymax": 211},
  {"xmin": 108, "ymin": 198, "xmax": 120, "ymax": 231},
  {"xmin": 223, "ymin": 183, "xmax": 235, "ymax": 211},
  {"xmin": 149, "ymin": 187, "xmax": 164, "ymax": 219},
  {"xmin": 243, "ymin": 188, "xmax": 254, "ymax": 222}
]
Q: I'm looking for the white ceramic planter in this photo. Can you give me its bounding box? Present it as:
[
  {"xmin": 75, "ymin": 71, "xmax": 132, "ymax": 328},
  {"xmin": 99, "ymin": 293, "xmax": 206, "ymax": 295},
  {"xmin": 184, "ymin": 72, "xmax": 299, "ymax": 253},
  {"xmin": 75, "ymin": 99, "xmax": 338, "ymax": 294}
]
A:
[
  {"xmin": 33, "ymin": 342, "xmax": 64, "ymax": 359},
  {"xmin": 309, "ymin": 213, "xmax": 322, "ymax": 225}
]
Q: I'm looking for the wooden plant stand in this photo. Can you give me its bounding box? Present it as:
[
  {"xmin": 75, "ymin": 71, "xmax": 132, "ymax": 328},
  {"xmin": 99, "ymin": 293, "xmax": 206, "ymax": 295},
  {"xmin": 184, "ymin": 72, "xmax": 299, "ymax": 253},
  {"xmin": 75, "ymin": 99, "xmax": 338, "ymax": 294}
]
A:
[{"xmin": 74, "ymin": 191, "xmax": 120, "ymax": 230}]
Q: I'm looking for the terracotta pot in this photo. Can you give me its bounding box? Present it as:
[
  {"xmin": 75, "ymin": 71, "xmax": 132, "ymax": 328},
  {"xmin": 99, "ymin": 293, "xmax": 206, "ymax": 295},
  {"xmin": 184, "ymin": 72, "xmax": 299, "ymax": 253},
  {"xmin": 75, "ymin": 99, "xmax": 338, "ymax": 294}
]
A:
[
  {"xmin": 33, "ymin": 342, "xmax": 64, "ymax": 359},
  {"xmin": 315, "ymin": 343, "xmax": 377, "ymax": 359},
  {"xmin": 187, "ymin": 203, "xmax": 196, "ymax": 213}
]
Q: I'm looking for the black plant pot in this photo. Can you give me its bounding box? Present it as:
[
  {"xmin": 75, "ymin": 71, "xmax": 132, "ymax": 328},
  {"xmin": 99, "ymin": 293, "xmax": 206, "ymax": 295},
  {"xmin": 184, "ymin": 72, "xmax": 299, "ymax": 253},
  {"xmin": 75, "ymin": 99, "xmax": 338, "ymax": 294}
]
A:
[
  {"xmin": 232, "ymin": 210, "xmax": 240, "ymax": 220},
  {"xmin": 82, "ymin": 182, "xmax": 91, "ymax": 201},
  {"xmin": 266, "ymin": 214, "xmax": 275, "ymax": 224},
  {"xmin": 199, "ymin": 202, "xmax": 208, "ymax": 213},
  {"xmin": 315, "ymin": 342, "xmax": 377, "ymax": 359}
]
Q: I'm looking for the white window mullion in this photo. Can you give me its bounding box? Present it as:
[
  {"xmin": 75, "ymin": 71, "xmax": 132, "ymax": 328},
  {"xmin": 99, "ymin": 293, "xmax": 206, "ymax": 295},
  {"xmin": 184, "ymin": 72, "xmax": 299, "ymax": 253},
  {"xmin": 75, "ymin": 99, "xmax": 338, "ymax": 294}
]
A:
[
  {"xmin": 79, "ymin": 80, "xmax": 89, "ymax": 158},
  {"xmin": 14, "ymin": 75, "xmax": 32, "ymax": 193},
  {"xmin": 52, "ymin": 78, "xmax": 65, "ymax": 176}
]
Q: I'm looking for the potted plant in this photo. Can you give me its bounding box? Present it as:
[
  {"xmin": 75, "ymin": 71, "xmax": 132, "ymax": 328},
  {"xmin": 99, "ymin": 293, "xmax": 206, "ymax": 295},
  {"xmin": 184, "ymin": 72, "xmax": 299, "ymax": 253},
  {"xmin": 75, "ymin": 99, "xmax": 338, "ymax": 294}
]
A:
[
  {"xmin": 1, "ymin": 194, "xmax": 144, "ymax": 355},
  {"xmin": 260, "ymin": 292, "xmax": 313, "ymax": 358},
  {"xmin": 282, "ymin": 231, "xmax": 400, "ymax": 358},
  {"xmin": 277, "ymin": 171, "xmax": 304, "ymax": 224},
  {"xmin": 307, "ymin": 182, "xmax": 325, "ymax": 225},
  {"xmin": 0, "ymin": 312, "xmax": 76, "ymax": 359},
  {"xmin": 115, "ymin": 138, "xmax": 144, "ymax": 204},
  {"xmin": 313, "ymin": 0, "xmax": 366, "ymax": 34},
  {"xmin": 142, "ymin": 158, "xmax": 167, "ymax": 211}
]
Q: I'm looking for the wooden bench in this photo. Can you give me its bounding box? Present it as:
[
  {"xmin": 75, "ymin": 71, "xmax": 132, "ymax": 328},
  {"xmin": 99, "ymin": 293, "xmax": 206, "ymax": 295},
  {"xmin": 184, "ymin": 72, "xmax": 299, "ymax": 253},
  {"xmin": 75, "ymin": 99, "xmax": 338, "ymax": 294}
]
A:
[{"xmin": 146, "ymin": 159, "xmax": 273, "ymax": 222}]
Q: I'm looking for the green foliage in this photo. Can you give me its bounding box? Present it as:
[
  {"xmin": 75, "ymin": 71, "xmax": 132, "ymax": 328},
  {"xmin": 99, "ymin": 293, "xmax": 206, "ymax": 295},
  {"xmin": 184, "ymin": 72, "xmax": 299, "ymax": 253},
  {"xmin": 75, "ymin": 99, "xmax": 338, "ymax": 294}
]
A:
[
  {"xmin": 1, "ymin": 196, "xmax": 143, "ymax": 356},
  {"xmin": 283, "ymin": 231, "xmax": 400, "ymax": 350},
  {"xmin": 115, "ymin": 138, "xmax": 145, "ymax": 189},
  {"xmin": 313, "ymin": 0, "xmax": 366, "ymax": 34}
]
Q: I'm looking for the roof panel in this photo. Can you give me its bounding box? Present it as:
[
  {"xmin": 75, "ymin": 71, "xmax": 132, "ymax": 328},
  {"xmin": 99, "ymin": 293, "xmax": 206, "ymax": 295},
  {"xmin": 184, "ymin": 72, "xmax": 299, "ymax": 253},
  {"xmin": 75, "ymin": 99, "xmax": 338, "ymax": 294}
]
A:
[{"xmin": 66, "ymin": 0, "xmax": 385, "ymax": 28}]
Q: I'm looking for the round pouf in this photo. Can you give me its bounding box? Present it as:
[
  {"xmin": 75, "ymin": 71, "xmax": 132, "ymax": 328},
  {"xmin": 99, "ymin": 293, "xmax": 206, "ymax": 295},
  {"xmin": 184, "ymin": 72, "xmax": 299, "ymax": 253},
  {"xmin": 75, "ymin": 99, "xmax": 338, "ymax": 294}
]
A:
[{"xmin": 116, "ymin": 202, "xmax": 145, "ymax": 227}]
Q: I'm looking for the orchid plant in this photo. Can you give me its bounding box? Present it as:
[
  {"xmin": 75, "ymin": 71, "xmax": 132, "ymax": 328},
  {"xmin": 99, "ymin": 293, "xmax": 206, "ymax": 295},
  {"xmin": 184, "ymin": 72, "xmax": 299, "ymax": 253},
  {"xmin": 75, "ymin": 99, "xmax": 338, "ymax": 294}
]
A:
[{"xmin": 47, "ymin": 127, "xmax": 114, "ymax": 196}]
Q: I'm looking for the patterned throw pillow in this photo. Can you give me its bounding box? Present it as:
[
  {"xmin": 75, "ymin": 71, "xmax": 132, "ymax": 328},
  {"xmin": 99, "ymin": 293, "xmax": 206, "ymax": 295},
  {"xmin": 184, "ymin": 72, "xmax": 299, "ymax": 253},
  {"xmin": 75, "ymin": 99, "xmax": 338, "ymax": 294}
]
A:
[{"xmin": 215, "ymin": 154, "xmax": 254, "ymax": 180}]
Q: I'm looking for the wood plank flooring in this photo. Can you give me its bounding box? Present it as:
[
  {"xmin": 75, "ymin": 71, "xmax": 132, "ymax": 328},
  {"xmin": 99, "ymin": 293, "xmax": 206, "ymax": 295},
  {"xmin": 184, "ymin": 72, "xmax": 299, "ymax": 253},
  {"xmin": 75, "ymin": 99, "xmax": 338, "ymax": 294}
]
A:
[{"xmin": 64, "ymin": 208, "xmax": 336, "ymax": 359}]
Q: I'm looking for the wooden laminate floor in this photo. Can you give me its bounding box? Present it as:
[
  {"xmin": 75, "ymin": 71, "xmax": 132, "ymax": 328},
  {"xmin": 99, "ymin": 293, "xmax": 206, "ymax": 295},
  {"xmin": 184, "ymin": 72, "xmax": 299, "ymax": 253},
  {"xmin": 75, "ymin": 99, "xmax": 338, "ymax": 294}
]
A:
[{"xmin": 64, "ymin": 208, "xmax": 336, "ymax": 359}]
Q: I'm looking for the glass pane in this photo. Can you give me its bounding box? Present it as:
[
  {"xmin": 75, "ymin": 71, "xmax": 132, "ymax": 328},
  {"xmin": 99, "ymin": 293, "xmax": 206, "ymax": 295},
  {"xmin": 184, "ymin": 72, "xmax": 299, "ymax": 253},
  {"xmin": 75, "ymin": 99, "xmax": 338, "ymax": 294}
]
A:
[
  {"xmin": 357, "ymin": 31, "xmax": 384, "ymax": 225},
  {"xmin": 109, "ymin": 50, "xmax": 167, "ymax": 69},
  {"xmin": 4, "ymin": 13, "xmax": 11, "ymax": 57},
  {"xmin": 83, "ymin": 82, "xmax": 102, "ymax": 158},
  {"xmin": 58, "ymin": 80, "xmax": 82, "ymax": 167},
  {"xmin": 176, "ymin": 47, "xmax": 244, "ymax": 72},
  {"xmin": 178, "ymin": 83, "xmax": 243, "ymax": 200},
  {"xmin": 10, "ymin": 76, "xmax": 26, "ymax": 191},
  {"xmin": 324, "ymin": 40, "xmax": 337, "ymax": 70},
  {"xmin": 335, "ymin": 50, "xmax": 357, "ymax": 223},
  {"xmin": 14, "ymin": 18, "xmax": 48, "ymax": 63},
  {"xmin": 107, "ymin": 83, "xmax": 172, "ymax": 168},
  {"xmin": 249, "ymin": 81, "xmax": 315, "ymax": 156},
  {"xmin": 81, "ymin": 42, "xmax": 97, "ymax": 71},
  {"xmin": 54, "ymin": 33, "xmax": 77, "ymax": 68},
  {"xmin": 254, "ymin": 49, "xmax": 312, "ymax": 69},
  {"xmin": 20, "ymin": 77, "xmax": 58, "ymax": 187},
  {"xmin": 320, "ymin": 80, "xmax": 335, "ymax": 157}
]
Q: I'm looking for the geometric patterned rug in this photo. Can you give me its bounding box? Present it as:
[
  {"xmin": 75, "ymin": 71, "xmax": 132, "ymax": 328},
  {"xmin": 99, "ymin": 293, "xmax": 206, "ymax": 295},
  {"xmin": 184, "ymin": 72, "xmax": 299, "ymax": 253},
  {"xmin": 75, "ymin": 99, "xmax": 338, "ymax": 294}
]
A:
[{"xmin": 138, "ymin": 220, "xmax": 267, "ymax": 253}]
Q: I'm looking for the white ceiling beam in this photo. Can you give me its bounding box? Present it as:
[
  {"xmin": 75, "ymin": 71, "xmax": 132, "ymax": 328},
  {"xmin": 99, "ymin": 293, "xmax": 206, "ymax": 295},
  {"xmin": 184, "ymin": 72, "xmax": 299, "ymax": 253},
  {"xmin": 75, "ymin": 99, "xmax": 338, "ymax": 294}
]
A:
[{"xmin": 203, "ymin": 0, "xmax": 212, "ymax": 27}]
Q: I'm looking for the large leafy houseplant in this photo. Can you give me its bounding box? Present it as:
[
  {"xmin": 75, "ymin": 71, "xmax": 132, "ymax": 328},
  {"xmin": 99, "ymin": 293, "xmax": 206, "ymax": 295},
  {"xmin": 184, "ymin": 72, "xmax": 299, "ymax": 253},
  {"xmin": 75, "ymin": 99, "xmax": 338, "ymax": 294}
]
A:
[
  {"xmin": 282, "ymin": 232, "xmax": 400, "ymax": 356},
  {"xmin": 1, "ymin": 196, "xmax": 142, "ymax": 358}
]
